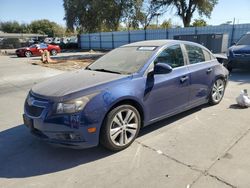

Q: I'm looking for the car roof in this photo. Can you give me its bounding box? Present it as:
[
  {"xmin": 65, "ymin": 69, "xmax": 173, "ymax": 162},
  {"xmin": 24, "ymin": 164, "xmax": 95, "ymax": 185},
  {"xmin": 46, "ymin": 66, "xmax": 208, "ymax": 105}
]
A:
[{"xmin": 122, "ymin": 39, "xmax": 205, "ymax": 49}]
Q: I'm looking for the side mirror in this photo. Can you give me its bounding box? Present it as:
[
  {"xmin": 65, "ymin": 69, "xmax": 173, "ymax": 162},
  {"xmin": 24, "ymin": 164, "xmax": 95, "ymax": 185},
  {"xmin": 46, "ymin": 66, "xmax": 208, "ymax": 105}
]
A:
[{"xmin": 154, "ymin": 63, "xmax": 173, "ymax": 74}]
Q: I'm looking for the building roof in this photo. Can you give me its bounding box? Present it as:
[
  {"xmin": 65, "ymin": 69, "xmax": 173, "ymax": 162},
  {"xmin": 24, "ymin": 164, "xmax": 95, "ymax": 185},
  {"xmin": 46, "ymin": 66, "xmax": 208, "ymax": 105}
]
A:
[{"xmin": 0, "ymin": 33, "xmax": 48, "ymax": 38}]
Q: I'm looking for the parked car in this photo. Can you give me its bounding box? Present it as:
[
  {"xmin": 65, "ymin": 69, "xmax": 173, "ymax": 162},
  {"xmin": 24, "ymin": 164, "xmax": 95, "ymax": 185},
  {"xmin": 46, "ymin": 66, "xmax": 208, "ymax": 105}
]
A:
[
  {"xmin": 16, "ymin": 43, "xmax": 61, "ymax": 57},
  {"xmin": 23, "ymin": 40, "xmax": 229, "ymax": 151},
  {"xmin": 44, "ymin": 37, "xmax": 53, "ymax": 44},
  {"xmin": 227, "ymin": 32, "xmax": 250, "ymax": 71}
]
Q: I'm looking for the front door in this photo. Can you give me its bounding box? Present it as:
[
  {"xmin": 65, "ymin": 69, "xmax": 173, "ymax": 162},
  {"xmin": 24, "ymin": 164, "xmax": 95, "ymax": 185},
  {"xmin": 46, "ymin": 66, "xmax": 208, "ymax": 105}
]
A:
[{"xmin": 144, "ymin": 44, "xmax": 190, "ymax": 122}]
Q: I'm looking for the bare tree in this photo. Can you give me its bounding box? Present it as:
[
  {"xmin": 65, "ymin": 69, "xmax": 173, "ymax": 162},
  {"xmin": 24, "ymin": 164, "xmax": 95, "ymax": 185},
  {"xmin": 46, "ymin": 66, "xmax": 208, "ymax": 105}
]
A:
[{"xmin": 153, "ymin": 0, "xmax": 218, "ymax": 27}]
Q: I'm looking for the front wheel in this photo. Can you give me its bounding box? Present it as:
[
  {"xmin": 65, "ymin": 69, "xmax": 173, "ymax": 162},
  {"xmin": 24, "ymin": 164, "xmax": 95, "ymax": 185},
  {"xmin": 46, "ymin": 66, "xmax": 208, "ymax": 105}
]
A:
[
  {"xmin": 100, "ymin": 105, "xmax": 141, "ymax": 151},
  {"xmin": 50, "ymin": 49, "xmax": 57, "ymax": 56},
  {"xmin": 209, "ymin": 78, "xmax": 225, "ymax": 105},
  {"xmin": 24, "ymin": 51, "xmax": 32, "ymax": 57}
]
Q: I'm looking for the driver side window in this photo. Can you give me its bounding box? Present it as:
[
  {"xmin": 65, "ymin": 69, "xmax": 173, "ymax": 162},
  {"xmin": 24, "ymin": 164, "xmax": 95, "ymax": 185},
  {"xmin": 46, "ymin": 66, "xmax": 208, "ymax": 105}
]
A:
[{"xmin": 155, "ymin": 45, "xmax": 184, "ymax": 68}]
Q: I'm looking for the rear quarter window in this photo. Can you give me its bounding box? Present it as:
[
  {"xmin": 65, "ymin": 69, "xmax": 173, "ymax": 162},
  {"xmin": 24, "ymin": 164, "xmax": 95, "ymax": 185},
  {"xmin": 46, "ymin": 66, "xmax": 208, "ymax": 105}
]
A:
[
  {"xmin": 185, "ymin": 45, "xmax": 205, "ymax": 64},
  {"xmin": 203, "ymin": 49, "xmax": 212, "ymax": 61}
]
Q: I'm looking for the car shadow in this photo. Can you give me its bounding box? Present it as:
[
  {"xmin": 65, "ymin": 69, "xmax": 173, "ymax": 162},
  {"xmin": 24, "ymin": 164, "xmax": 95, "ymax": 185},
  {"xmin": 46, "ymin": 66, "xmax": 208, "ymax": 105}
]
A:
[
  {"xmin": 0, "ymin": 104, "xmax": 208, "ymax": 179},
  {"xmin": 0, "ymin": 125, "xmax": 112, "ymax": 179},
  {"xmin": 139, "ymin": 104, "xmax": 207, "ymax": 136}
]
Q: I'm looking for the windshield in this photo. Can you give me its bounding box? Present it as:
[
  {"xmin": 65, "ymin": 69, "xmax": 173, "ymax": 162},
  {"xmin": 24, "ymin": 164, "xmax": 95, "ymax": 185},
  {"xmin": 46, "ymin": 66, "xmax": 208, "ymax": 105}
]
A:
[
  {"xmin": 237, "ymin": 34, "xmax": 250, "ymax": 45},
  {"xmin": 29, "ymin": 44, "xmax": 37, "ymax": 48},
  {"xmin": 87, "ymin": 46, "xmax": 156, "ymax": 74}
]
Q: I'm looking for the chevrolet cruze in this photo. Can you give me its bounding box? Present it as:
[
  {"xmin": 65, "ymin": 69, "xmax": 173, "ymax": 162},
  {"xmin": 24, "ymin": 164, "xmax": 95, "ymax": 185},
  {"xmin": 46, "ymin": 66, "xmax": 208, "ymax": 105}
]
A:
[{"xmin": 23, "ymin": 40, "xmax": 229, "ymax": 151}]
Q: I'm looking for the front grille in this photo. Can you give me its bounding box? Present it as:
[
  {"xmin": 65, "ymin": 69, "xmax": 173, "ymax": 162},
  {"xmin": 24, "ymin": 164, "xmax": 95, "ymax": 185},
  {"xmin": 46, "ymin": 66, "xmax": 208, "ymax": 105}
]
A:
[
  {"xmin": 25, "ymin": 102, "xmax": 44, "ymax": 117},
  {"xmin": 29, "ymin": 92, "xmax": 49, "ymax": 102}
]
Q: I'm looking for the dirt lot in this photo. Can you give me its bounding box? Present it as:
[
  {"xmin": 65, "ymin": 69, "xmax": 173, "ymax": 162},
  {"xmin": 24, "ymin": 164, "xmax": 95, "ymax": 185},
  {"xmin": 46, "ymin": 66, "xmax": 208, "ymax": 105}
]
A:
[{"xmin": 30, "ymin": 51, "xmax": 105, "ymax": 71}]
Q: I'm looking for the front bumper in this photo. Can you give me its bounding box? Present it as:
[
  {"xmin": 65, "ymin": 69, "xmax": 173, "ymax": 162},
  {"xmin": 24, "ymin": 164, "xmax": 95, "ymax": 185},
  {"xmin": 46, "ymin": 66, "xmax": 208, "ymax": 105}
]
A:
[
  {"xmin": 23, "ymin": 93, "xmax": 101, "ymax": 149},
  {"xmin": 23, "ymin": 113, "xmax": 100, "ymax": 149},
  {"xmin": 16, "ymin": 50, "xmax": 25, "ymax": 56}
]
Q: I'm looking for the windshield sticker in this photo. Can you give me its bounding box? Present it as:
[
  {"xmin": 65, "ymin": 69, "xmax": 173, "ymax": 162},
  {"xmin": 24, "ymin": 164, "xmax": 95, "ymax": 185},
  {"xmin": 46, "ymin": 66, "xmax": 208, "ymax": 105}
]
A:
[{"xmin": 137, "ymin": 46, "xmax": 157, "ymax": 51}]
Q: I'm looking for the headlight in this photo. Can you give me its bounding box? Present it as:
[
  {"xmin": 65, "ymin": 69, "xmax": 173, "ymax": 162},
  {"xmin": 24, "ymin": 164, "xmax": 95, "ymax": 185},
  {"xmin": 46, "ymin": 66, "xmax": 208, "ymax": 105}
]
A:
[{"xmin": 56, "ymin": 93, "xmax": 99, "ymax": 114}]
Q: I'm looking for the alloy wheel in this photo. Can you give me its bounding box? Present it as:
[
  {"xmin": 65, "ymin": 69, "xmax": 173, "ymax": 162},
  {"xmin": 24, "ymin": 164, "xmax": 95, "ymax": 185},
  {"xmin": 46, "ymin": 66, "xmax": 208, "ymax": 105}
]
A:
[
  {"xmin": 51, "ymin": 50, "xmax": 57, "ymax": 56},
  {"xmin": 109, "ymin": 109, "xmax": 139, "ymax": 146},
  {"xmin": 25, "ymin": 51, "xmax": 32, "ymax": 57},
  {"xmin": 212, "ymin": 79, "xmax": 225, "ymax": 103}
]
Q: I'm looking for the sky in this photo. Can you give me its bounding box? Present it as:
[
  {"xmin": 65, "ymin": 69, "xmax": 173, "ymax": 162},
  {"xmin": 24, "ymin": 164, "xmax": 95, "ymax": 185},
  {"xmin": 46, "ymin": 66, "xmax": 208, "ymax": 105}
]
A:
[{"xmin": 0, "ymin": 0, "xmax": 250, "ymax": 27}]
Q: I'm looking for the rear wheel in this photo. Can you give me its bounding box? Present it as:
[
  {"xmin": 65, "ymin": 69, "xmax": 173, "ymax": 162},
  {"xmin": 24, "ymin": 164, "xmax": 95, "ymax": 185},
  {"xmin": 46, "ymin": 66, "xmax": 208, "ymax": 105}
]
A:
[
  {"xmin": 226, "ymin": 61, "xmax": 233, "ymax": 72},
  {"xmin": 100, "ymin": 105, "xmax": 141, "ymax": 151},
  {"xmin": 209, "ymin": 78, "xmax": 225, "ymax": 105},
  {"xmin": 50, "ymin": 49, "xmax": 57, "ymax": 56},
  {"xmin": 24, "ymin": 51, "xmax": 32, "ymax": 57},
  {"xmin": 227, "ymin": 66, "xmax": 233, "ymax": 72}
]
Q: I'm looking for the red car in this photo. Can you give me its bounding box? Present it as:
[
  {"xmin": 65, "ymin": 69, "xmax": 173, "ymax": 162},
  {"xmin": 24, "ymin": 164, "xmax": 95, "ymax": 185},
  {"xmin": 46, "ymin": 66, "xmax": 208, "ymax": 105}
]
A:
[{"xmin": 16, "ymin": 43, "xmax": 61, "ymax": 57}]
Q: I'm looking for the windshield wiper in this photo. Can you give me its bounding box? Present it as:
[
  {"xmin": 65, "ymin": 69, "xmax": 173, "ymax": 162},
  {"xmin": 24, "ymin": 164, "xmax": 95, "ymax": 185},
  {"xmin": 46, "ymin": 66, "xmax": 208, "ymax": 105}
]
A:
[{"xmin": 92, "ymin": 68, "xmax": 121, "ymax": 74}]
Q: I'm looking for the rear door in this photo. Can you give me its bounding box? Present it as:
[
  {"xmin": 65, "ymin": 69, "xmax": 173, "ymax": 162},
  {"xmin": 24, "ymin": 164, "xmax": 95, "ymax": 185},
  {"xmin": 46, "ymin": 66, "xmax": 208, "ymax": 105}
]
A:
[{"xmin": 184, "ymin": 44, "xmax": 215, "ymax": 106}]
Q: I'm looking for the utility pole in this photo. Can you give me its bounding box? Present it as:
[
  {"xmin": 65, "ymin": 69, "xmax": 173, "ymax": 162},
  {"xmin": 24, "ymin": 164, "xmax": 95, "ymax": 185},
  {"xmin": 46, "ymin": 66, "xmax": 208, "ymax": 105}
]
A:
[
  {"xmin": 156, "ymin": 13, "xmax": 161, "ymax": 28},
  {"xmin": 231, "ymin": 17, "xmax": 236, "ymax": 45}
]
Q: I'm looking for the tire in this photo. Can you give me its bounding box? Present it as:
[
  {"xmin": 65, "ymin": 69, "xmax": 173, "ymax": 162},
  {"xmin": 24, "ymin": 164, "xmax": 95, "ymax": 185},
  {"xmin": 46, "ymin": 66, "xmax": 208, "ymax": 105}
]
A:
[
  {"xmin": 50, "ymin": 49, "xmax": 57, "ymax": 56},
  {"xmin": 227, "ymin": 66, "xmax": 233, "ymax": 72},
  {"xmin": 226, "ymin": 61, "xmax": 233, "ymax": 72},
  {"xmin": 24, "ymin": 51, "xmax": 32, "ymax": 57},
  {"xmin": 209, "ymin": 78, "xmax": 226, "ymax": 105},
  {"xmin": 100, "ymin": 105, "xmax": 141, "ymax": 151}
]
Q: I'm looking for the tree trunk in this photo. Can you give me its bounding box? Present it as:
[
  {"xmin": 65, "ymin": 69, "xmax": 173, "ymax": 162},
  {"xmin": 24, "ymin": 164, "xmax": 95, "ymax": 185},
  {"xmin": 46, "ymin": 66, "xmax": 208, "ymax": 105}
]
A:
[{"xmin": 183, "ymin": 15, "xmax": 192, "ymax": 27}]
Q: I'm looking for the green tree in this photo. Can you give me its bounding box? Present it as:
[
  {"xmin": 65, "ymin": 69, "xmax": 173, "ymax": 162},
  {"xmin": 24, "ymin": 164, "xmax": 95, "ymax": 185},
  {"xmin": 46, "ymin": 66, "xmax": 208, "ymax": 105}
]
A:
[
  {"xmin": 29, "ymin": 19, "xmax": 65, "ymax": 37},
  {"xmin": 192, "ymin": 18, "xmax": 207, "ymax": 27},
  {"xmin": 122, "ymin": 0, "xmax": 144, "ymax": 30},
  {"xmin": 147, "ymin": 24, "xmax": 158, "ymax": 29},
  {"xmin": 160, "ymin": 19, "xmax": 172, "ymax": 28},
  {"xmin": 63, "ymin": 0, "xmax": 129, "ymax": 33},
  {"xmin": 0, "ymin": 21, "xmax": 30, "ymax": 33},
  {"xmin": 153, "ymin": 0, "xmax": 218, "ymax": 27},
  {"xmin": 122, "ymin": 0, "xmax": 164, "ymax": 30}
]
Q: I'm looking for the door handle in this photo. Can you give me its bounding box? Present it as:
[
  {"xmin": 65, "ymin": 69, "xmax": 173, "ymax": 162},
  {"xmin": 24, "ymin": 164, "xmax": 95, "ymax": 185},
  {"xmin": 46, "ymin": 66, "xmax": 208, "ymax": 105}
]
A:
[
  {"xmin": 180, "ymin": 75, "xmax": 189, "ymax": 83},
  {"xmin": 207, "ymin": 68, "xmax": 213, "ymax": 74}
]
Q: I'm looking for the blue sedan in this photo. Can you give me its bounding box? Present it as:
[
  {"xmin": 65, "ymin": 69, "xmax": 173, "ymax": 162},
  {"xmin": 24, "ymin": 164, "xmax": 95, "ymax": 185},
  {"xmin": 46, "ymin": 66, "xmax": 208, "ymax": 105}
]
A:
[
  {"xmin": 227, "ymin": 32, "xmax": 250, "ymax": 72},
  {"xmin": 23, "ymin": 40, "xmax": 229, "ymax": 151}
]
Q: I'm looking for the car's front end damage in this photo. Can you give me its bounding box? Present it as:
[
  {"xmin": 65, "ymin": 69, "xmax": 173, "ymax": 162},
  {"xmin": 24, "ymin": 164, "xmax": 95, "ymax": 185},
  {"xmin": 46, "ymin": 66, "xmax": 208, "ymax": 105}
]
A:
[{"xmin": 23, "ymin": 91, "xmax": 105, "ymax": 149}]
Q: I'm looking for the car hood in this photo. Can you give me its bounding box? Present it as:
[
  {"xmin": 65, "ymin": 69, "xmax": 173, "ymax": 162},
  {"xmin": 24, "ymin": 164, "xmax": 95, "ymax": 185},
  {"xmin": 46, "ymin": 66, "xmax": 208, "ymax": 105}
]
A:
[
  {"xmin": 31, "ymin": 70, "xmax": 127, "ymax": 98},
  {"xmin": 229, "ymin": 45, "xmax": 250, "ymax": 54}
]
